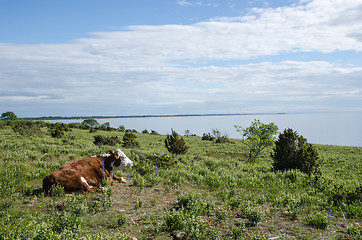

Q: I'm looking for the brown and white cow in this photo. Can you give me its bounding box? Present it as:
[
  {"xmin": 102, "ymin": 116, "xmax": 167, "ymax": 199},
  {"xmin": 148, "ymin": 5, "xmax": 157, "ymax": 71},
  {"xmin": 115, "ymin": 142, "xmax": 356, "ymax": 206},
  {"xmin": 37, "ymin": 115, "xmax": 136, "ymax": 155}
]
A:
[{"xmin": 43, "ymin": 149, "xmax": 133, "ymax": 195}]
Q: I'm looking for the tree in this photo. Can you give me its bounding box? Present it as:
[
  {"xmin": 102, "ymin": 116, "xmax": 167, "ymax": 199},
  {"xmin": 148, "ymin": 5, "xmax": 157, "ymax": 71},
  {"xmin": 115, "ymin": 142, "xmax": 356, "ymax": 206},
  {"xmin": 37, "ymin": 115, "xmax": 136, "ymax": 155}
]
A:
[
  {"xmin": 165, "ymin": 129, "xmax": 189, "ymax": 155},
  {"xmin": 235, "ymin": 119, "xmax": 278, "ymax": 163},
  {"xmin": 271, "ymin": 128, "xmax": 321, "ymax": 176},
  {"xmin": 81, "ymin": 118, "xmax": 99, "ymax": 129},
  {"xmin": 1, "ymin": 111, "xmax": 17, "ymax": 120}
]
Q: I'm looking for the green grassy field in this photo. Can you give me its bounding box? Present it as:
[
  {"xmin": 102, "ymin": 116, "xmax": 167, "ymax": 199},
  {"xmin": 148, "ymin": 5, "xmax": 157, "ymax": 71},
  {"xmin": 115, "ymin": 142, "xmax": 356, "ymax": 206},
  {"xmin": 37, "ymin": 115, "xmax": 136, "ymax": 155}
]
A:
[{"xmin": 0, "ymin": 122, "xmax": 361, "ymax": 239}]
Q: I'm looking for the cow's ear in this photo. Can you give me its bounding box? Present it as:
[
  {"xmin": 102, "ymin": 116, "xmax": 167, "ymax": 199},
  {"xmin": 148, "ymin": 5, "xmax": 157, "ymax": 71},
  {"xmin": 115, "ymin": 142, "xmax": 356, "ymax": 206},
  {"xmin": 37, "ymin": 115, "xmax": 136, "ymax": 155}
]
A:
[
  {"xmin": 108, "ymin": 149, "xmax": 114, "ymax": 154},
  {"xmin": 114, "ymin": 152, "xmax": 120, "ymax": 159}
]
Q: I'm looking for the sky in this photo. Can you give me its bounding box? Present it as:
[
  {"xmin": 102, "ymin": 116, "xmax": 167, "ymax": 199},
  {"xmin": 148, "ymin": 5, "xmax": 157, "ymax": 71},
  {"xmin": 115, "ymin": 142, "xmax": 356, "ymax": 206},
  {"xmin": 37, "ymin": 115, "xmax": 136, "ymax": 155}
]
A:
[{"xmin": 0, "ymin": 0, "xmax": 362, "ymax": 118}]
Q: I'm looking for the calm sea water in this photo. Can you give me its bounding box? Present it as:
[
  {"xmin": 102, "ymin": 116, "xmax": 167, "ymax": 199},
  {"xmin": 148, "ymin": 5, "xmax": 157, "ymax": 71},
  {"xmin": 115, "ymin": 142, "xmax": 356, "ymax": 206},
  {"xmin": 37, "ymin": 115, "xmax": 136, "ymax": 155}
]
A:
[{"xmin": 53, "ymin": 112, "xmax": 362, "ymax": 147}]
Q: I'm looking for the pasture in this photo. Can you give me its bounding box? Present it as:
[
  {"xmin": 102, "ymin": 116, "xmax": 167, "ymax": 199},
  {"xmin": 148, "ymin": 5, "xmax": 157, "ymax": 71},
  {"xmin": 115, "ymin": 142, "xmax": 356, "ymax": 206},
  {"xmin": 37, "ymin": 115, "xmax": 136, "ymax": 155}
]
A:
[{"xmin": 0, "ymin": 121, "xmax": 361, "ymax": 239}]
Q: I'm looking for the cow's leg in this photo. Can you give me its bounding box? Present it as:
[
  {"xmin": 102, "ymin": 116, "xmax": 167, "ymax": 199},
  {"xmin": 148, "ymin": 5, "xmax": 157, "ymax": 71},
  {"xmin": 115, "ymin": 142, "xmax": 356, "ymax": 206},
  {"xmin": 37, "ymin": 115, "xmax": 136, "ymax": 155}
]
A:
[
  {"xmin": 102, "ymin": 169, "xmax": 114, "ymax": 185},
  {"xmin": 112, "ymin": 173, "xmax": 127, "ymax": 183},
  {"xmin": 80, "ymin": 177, "xmax": 98, "ymax": 193}
]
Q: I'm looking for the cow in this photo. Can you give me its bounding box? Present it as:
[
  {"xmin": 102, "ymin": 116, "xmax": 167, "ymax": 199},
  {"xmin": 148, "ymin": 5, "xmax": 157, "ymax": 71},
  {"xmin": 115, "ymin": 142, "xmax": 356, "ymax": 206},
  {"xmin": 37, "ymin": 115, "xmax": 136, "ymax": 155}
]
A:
[{"xmin": 43, "ymin": 149, "xmax": 133, "ymax": 195}]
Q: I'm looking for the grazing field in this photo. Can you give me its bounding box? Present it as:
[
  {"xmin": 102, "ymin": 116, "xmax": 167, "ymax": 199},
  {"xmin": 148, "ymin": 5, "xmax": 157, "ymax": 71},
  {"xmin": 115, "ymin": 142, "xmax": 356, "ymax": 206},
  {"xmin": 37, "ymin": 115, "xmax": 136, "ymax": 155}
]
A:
[{"xmin": 0, "ymin": 121, "xmax": 361, "ymax": 239}]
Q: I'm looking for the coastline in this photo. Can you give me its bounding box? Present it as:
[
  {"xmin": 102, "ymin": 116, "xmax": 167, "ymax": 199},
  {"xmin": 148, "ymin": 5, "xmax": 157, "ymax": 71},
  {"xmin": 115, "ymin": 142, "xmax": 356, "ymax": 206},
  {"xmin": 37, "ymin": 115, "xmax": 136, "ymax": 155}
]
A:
[{"xmin": 22, "ymin": 112, "xmax": 287, "ymax": 121}]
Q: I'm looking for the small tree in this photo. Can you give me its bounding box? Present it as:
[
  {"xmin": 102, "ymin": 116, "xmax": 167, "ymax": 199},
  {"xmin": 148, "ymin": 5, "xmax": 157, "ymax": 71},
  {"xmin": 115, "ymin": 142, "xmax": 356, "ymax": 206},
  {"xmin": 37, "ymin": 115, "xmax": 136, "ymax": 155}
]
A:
[
  {"xmin": 1, "ymin": 111, "xmax": 17, "ymax": 120},
  {"xmin": 271, "ymin": 128, "xmax": 321, "ymax": 176},
  {"xmin": 165, "ymin": 129, "xmax": 189, "ymax": 155},
  {"xmin": 81, "ymin": 118, "xmax": 99, "ymax": 129},
  {"xmin": 122, "ymin": 132, "xmax": 140, "ymax": 148},
  {"xmin": 235, "ymin": 119, "xmax": 278, "ymax": 163}
]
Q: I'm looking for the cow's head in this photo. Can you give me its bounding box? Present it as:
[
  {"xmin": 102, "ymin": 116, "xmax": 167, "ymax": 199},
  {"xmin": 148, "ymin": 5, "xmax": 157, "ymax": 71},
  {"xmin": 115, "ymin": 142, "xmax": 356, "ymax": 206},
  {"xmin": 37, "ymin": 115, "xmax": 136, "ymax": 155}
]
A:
[{"xmin": 112, "ymin": 149, "xmax": 133, "ymax": 169}]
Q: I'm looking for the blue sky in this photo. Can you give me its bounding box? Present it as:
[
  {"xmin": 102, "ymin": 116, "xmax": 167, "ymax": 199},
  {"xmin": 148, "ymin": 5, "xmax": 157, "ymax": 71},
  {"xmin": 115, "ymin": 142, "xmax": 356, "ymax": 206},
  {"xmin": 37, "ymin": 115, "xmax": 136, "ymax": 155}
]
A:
[{"xmin": 0, "ymin": 0, "xmax": 361, "ymax": 117}]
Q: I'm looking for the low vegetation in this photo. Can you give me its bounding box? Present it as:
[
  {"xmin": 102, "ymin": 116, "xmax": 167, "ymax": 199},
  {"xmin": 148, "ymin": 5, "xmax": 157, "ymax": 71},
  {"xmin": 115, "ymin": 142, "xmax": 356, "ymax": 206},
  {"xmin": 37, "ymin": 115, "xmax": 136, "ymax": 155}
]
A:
[{"xmin": 0, "ymin": 117, "xmax": 361, "ymax": 239}]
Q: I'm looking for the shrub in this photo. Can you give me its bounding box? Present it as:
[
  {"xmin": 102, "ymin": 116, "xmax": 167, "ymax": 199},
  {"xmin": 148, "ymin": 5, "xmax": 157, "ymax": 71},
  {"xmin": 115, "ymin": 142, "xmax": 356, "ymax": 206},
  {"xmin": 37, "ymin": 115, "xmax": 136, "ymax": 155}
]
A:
[
  {"xmin": 177, "ymin": 193, "xmax": 205, "ymax": 216},
  {"xmin": 330, "ymin": 184, "xmax": 362, "ymax": 205},
  {"xmin": 51, "ymin": 211, "xmax": 82, "ymax": 236},
  {"xmin": 305, "ymin": 212, "xmax": 328, "ymax": 229},
  {"xmin": 122, "ymin": 132, "xmax": 140, "ymax": 148},
  {"xmin": 87, "ymin": 187, "xmax": 112, "ymax": 213},
  {"xmin": 163, "ymin": 210, "xmax": 207, "ymax": 239},
  {"xmin": 285, "ymin": 203, "xmax": 300, "ymax": 220},
  {"xmin": 93, "ymin": 135, "xmax": 121, "ymax": 146},
  {"xmin": 164, "ymin": 209, "xmax": 186, "ymax": 232},
  {"xmin": 145, "ymin": 154, "xmax": 176, "ymax": 168},
  {"xmin": 134, "ymin": 162, "xmax": 154, "ymax": 176},
  {"xmin": 164, "ymin": 129, "xmax": 189, "ymax": 155},
  {"xmin": 51, "ymin": 184, "xmax": 65, "ymax": 197},
  {"xmin": 0, "ymin": 120, "xmax": 5, "ymax": 129},
  {"xmin": 215, "ymin": 135, "xmax": 231, "ymax": 143},
  {"xmin": 230, "ymin": 224, "xmax": 245, "ymax": 239},
  {"xmin": 243, "ymin": 205, "xmax": 264, "ymax": 226},
  {"xmin": 346, "ymin": 225, "xmax": 361, "ymax": 238},
  {"xmin": 99, "ymin": 122, "xmax": 115, "ymax": 131},
  {"xmin": 11, "ymin": 121, "xmax": 43, "ymax": 136},
  {"xmin": 150, "ymin": 130, "xmax": 159, "ymax": 135},
  {"xmin": 271, "ymin": 128, "xmax": 321, "ymax": 176},
  {"xmin": 65, "ymin": 194, "xmax": 88, "ymax": 216},
  {"xmin": 48, "ymin": 123, "xmax": 69, "ymax": 138},
  {"xmin": 202, "ymin": 133, "xmax": 214, "ymax": 141}
]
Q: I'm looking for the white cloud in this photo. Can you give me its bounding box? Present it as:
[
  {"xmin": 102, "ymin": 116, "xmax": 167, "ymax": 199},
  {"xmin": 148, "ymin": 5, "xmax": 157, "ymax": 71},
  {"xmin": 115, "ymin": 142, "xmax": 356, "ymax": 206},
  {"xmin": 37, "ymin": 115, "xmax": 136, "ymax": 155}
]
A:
[
  {"xmin": 177, "ymin": 0, "xmax": 193, "ymax": 6},
  {"xmin": 177, "ymin": 0, "xmax": 218, "ymax": 7},
  {"xmin": 0, "ymin": 0, "xmax": 362, "ymax": 116},
  {"xmin": 0, "ymin": 96, "xmax": 50, "ymax": 101}
]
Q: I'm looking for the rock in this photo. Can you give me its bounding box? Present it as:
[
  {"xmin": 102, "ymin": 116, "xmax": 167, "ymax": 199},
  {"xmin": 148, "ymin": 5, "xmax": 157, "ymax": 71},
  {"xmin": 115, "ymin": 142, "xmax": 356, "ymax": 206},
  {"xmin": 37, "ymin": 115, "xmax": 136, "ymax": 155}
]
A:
[{"xmin": 175, "ymin": 232, "xmax": 185, "ymax": 239}]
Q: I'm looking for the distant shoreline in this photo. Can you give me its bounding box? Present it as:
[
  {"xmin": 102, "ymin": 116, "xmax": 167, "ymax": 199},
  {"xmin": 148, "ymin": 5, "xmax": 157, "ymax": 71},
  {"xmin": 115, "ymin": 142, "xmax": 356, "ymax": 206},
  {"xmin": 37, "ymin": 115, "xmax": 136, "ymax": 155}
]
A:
[{"xmin": 23, "ymin": 112, "xmax": 287, "ymax": 121}]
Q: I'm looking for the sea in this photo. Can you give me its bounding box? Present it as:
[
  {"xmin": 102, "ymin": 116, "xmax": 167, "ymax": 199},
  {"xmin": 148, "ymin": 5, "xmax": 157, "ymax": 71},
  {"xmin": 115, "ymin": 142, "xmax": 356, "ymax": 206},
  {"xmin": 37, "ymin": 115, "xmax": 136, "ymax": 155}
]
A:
[{"xmin": 50, "ymin": 112, "xmax": 362, "ymax": 147}]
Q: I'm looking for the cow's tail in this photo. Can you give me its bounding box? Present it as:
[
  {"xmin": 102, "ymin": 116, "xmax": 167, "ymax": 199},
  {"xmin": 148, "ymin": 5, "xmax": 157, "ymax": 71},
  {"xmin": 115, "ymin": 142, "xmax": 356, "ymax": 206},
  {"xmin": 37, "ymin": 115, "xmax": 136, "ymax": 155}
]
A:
[{"xmin": 42, "ymin": 174, "xmax": 56, "ymax": 196}]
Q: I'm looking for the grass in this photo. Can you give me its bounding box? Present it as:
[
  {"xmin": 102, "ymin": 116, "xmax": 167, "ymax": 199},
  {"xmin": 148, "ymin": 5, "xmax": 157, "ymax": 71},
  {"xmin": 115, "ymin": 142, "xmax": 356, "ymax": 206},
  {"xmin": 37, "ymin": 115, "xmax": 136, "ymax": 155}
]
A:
[{"xmin": 0, "ymin": 123, "xmax": 361, "ymax": 239}]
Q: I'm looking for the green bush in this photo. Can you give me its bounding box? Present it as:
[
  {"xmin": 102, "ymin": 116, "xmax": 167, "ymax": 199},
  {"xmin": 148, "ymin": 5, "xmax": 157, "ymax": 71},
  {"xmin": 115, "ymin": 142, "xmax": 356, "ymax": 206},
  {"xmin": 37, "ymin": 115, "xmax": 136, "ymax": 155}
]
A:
[
  {"xmin": 98, "ymin": 122, "xmax": 116, "ymax": 131},
  {"xmin": 201, "ymin": 133, "xmax": 214, "ymax": 141},
  {"xmin": 330, "ymin": 184, "xmax": 362, "ymax": 205},
  {"xmin": 271, "ymin": 128, "xmax": 321, "ymax": 176},
  {"xmin": 48, "ymin": 123, "xmax": 69, "ymax": 138},
  {"xmin": 346, "ymin": 225, "xmax": 361, "ymax": 238},
  {"xmin": 305, "ymin": 212, "xmax": 328, "ymax": 229},
  {"xmin": 243, "ymin": 205, "xmax": 264, "ymax": 226},
  {"xmin": 51, "ymin": 184, "xmax": 65, "ymax": 197},
  {"xmin": 122, "ymin": 132, "xmax": 140, "ymax": 148},
  {"xmin": 215, "ymin": 135, "xmax": 231, "ymax": 143},
  {"xmin": 177, "ymin": 193, "xmax": 205, "ymax": 216},
  {"xmin": 93, "ymin": 135, "xmax": 121, "ymax": 146},
  {"xmin": 164, "ymin": 209, "xmax": 186, "ymax": 232},
  {"xmin": 163, "ymin": 210, "xmax": 207, "ymax": 239},
  {"xmin": 145, "ymin": 154, "xmax": 176, "ymax": 168},
  {"xmin": 230, "ymin": 224, "xmax": 245, "ymax": 239},
  {"xmin": 164, "ymin": 129, "xmax": 189, "ymax": 155},
  {"xmin": 134, "ymin": 162, "xmax": 154, "ymax": 176},
  {"xmin": 11, "ymin": 121, "xmax": 43, "ymax": 136}
]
